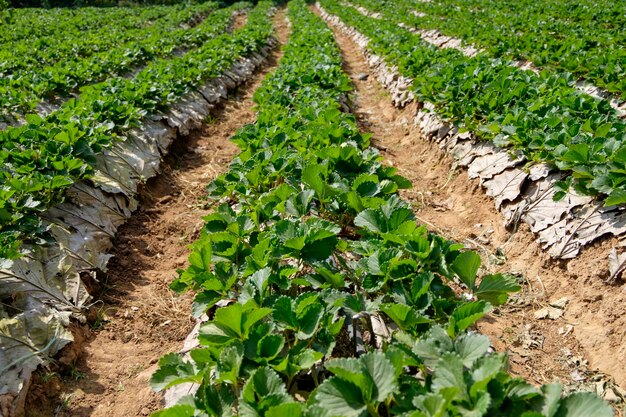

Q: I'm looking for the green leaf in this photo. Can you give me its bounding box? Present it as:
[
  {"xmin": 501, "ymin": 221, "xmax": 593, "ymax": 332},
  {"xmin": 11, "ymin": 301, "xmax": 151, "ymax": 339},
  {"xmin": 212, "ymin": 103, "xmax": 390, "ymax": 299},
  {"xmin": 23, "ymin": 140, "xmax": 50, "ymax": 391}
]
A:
[
  {"xmin": 216, "ymin": 343, "xmax": 243, "ymax": 383},
  {"xmin": 151, "ymin": 404, "xmax": 196, "ymax": 417},
  {"xmin": 412, "ymin": 392, "xmax": 449, "ymax": 417},
  {"xmin": 272, "ymin": 296, "xmax": 299, "ymax": 329},
  {"xmin": 475, "ymin": 274, "xmax": 521, "ymax": 306},
  {"xmin": 448, "ymin": 301, "xmax": 491, "ymax": 336},
  {"xmin": 325, "ymin": 357, "xmax": 370, "ymax": 398},
  {"xmin": 605, "ymin": 188, "xmax": 626, "ymax": 207},
  {"xmin": 454, "ymin": 333, "xmax": 490, "ymax": 367},
  {"xmin": 258, "ymin": 334, "xmax": 285, "ymax": 361},
  {"xmin": 302, "ymin": 163, "xmax": 326, "ymax": 199},
  {"xmin": 381, "ymin": 303, "xmax": 430, "ymax": 332},
  {"xmin": 296, "ymin": 303, "xmax": 324, "ymax": 340},
  {"xmin": 266, "ymin": 403, "xmax": 305, "ymax": 417},
  {"xmin": 150, "ymin": 354, "xmax": 201, "ymax": 392},
  {"xmin": 451, "ymin": 251, "xmax": 481, "ymax": 290},
  {"xmin": 555, "ymin": 392, "xmax": 613, "ymax": 417},
  {"xmin": 354, "ymin": 208, "xmax": 386, "ymax": 233},
  {"xmin": 432, "ymin": 353, "xmax": 466, "ymax": 401},
  {"xmin": 199, "ymin": 302, "xmax": 272, "ymax": 345},
  {"xmin": 203, "ymin": 384, "xmax": 236, "ymax": 417},
  {"xmin": 240, "ymin": 367, "xmax": 293, "ymax": 417},
  {"xmin": 361, "ymin": 351, "xmax": 397, "ymax": 403},
  {"xmin": 192, "ymin": 290, "xmax": 222, "ymax": 318},
  {"xmin": 310, "ymin": 377, "xmax": 367, "ymax": 417},
  {"xmin": 536, "ymin": 383, "xmax": 563, "ymax": 417}
]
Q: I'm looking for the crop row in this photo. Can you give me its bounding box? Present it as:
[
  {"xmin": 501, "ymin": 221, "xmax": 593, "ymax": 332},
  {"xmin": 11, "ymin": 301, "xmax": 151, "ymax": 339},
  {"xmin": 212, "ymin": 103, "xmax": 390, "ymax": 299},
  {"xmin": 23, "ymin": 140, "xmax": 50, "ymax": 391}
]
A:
[
  {"xmin": 0, "ymin": 4, "xmax": 185, "ymax": 74},
  {"xmin": 150, "ymin": 2, "xmax": 610, "ymax": 416},
  {"xmin": 0, "ymin": 3, "xmax": 174, "ymax": 45},
  {"xmin": 348, "ymin": 0, "xmax": 626, "ymax": 99},
  {"xmin": 319, "ymin": 0, "xmax": 626, "ymax": 209},
  {"xmin": 0, "ymin": 1, "xmax": 273, "ymax": 260},
  {"xmin": 0, "ymin": 2, "xmax": 231, "ymax": 120}
]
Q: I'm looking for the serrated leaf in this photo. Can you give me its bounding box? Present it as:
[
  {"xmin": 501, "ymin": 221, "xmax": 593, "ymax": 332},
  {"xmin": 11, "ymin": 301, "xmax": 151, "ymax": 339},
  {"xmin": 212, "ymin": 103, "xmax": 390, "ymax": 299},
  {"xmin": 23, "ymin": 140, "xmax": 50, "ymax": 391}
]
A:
[
  {"xmin": 555, "ymin": 392, "xmax": 613, "ymax": 417},
  {"xmin": 449, "ymin": 301, "xmax": 491, "ymax": 336},
  {"xmin": 432, "ymin": 353, "xmax": 466, "ymax": 400},
  {"xmin": 454, "ymin": 333, "xmax": 490, "ymax": 367},
  {"xmin": 475, "ymin": 274, "xmax": 521, "ymax": 306},
  {"xmin": 310, "ymin": 377, "xmax": 367, "ymax": 417},
  {"xmin": 216, "ymin": 343, "xmax": 243, "ymax": 383},
  {"xmin": 451, "ymin": 251, "xmax": 481, "ymax": 290},
  {"xmin": 266, "ymin": 402, "xmax": 305, "ymax": 417},
  {"xmin": 361, "ymin": 351, "xmax": 397, "ymax": 402},
  {"xmin": 150, "ymin": 354, "xmax": 200, "ymax": 392}
]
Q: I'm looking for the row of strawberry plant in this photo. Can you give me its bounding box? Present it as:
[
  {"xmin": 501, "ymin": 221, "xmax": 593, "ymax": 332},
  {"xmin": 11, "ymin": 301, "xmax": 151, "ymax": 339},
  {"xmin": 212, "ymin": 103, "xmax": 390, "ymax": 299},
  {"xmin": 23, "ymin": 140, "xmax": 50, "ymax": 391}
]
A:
[
  {"xmin": 0, "ymin": 2, "xmax": 172, "ymax": 45},
  {"xmin": 349, "ymin": 0, "xmax": 626, "ymax": 99},
  {"xmin": 0, "ymin": 1, "xmax": 274, "ymax": 259},
  {"xmin": 319, "ymin": 0, "xmax": 626, "ymax": 207},
  {"xmin": 0, "ymin": 1, "xmax": 213, "ymax": 73},
  {"xmin": 150, "ymin": 2, "xmax": 611, "ymax": 416},
  {"xmin": 0, "ymin": 1, "xmax": 231, "ymax": 120},
  {"xmin": 0, "ymin": 3, "xmax": 186, "ymax": 73}
]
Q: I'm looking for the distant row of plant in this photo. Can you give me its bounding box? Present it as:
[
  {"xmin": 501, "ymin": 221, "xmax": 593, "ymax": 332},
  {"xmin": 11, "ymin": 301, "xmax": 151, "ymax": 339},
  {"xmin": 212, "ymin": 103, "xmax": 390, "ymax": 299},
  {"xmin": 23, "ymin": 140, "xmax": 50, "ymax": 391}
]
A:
[
  {"xmin": 1, "ymin": 0, "xmax": 213, "ymax": 9},
  {"xmin": 321, "ymin": 0, "xmax": 626, "ymax": 208},
  {"xmin": 150, "ymin": 2, "xmax": 611, "ymax": 415},
  {"xmin": 349, "ymin": 0, "xmax": 626, "ymax": 99},
  {"xmin": 0, "ymin": 2, "xmax": 219, "ymax": 118},
  {"xmin": 0, "ymin": 1, "xmax": 274, "ymax": 259}
]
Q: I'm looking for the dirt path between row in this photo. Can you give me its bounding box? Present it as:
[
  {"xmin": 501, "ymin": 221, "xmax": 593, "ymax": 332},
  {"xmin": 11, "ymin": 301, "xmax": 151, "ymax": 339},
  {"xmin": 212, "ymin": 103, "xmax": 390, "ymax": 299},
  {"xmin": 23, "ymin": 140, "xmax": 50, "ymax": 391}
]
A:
[
  {"xmin": 25, "ymin": 10, "xmax": 290, "ymax": 417},
  {"xmin": 320, "ymin": 7, "xmax": 626, "ymax": 411}
]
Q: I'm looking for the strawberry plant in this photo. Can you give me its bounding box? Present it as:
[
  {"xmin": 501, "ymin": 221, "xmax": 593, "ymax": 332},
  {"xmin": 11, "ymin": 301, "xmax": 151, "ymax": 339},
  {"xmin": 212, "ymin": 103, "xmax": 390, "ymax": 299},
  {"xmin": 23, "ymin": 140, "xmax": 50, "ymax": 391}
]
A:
[
  {"xmin": 0, "ymin": 1, "xmax": 275, "ymax": 259},
  {"xmin": 151, "ymin": 2, "xmax": 612, "ymax": 416},
  {"xmin": 319, "ymin": 0, "xmax": 626, "ymax": 208}
]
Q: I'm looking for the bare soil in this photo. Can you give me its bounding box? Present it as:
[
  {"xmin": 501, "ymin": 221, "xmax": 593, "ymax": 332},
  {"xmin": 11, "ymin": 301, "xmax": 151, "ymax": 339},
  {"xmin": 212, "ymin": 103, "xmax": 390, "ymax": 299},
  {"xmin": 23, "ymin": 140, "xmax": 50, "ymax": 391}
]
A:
[
  {"xmin": 322, "ymin": 9, "xmax": 626, "ymax": 411},
  {"xmin": 25, "ymin": 10, "xmax": 290, "ymax": 417}
]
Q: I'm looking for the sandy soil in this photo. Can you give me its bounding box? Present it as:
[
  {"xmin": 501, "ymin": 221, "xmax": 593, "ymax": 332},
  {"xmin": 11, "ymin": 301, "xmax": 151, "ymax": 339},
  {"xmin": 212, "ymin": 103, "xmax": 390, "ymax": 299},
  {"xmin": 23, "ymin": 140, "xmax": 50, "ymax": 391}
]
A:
[
  {"xmin": 321, "ymin": 9, "xmax": 626, "ymax": 411},
  {"xmin": 25, "ymin": 10, "xmax": 290, "ymax": 417}
]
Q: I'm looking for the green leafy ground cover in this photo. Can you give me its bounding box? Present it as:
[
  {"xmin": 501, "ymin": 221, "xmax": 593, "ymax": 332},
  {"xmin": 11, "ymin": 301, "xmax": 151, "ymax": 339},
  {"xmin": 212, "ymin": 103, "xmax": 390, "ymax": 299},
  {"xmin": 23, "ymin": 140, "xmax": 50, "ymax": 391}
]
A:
[
  {"xmin": 150, "ymin": 2, "xmax": 612, "ymax": 415},
  {"xmin": 348, "ymin": 0, "xmax": 626, "ymax": 99},
  {"xmin": 0, "ymin": 2, "xmax": 220, "ymax": 118},
  {"xmin": 320, "ymin": 0, "xmax": 626, "ymax": 208},
  {"xmin": 0, "ymin": 1, "xmax": 273, "ymax": 258},
  {"xmin": 0, "ymin": 3, "xmax": 171, "ymax": 44}
]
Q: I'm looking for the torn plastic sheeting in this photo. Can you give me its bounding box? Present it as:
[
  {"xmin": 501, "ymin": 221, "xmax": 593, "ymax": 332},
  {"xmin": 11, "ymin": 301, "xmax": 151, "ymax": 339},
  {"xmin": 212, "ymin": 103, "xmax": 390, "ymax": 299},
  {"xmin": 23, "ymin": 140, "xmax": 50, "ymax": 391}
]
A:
[
  {"xmin": 415, "ymin": 109, "xmax": 445, "ymax": 138},
  {"xmin": 198, "ymin": 81, "xmax": 228, "ymax": 103},
  {"xmin": 0, "ymin": 249, "xmax": 88, "ymax": 313},
  {"xmin": 483, "ymin": 167, "xmax": 528, "ymax": 209},
  {"xmin": 49, "ymin": 223, "xmax": 114, "ymax": 273},
  {"xmin": 449, "ymin": 137, "xmax": 475, "ymax": 162},
  {"xmin": 162, "ymin": 91, "xmax": 214, "ymax": 136},
  {"xmin": 466, "ymin": 148, "xmax": 525, "ymax": 182},
  {"xmin": 543, "ymin": 204, "xmax": 626, "ymax": 259},
  {"xmin": 521, "ymin": 174, "xmax": 592, "ymax": 234},
  {"xmin": 608, "ymin": 245, "xmax": 626, "ymax": 281},
  {"xmin": 92, "ymin": 131, "xmax": 164, "ymax": 197},
  {"xmin": 0, "ymin": 304, "xmax": 73, "ymax": 416},
  {"xmin": 45, "ymin": 199, "xmax": 124, "ymax": 240},
  {"xmin": 68, "ymin": 182, "xmax": 135, "ymax": 219},
  {"xmin": 139, "ymin": 119, "xmax": 178, "ymax": 155}
]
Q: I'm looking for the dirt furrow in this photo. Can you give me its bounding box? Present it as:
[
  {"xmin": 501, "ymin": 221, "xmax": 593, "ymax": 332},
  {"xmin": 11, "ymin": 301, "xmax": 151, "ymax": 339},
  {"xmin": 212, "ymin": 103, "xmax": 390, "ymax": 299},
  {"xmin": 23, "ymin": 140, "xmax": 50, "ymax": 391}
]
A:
[
  {"xmin": 25, "ymin": 10, "xmax": 290, "ymax": 417},
  {"xmin": 320, "ymin": 7, "xmax": 626, "ymax": 410}
]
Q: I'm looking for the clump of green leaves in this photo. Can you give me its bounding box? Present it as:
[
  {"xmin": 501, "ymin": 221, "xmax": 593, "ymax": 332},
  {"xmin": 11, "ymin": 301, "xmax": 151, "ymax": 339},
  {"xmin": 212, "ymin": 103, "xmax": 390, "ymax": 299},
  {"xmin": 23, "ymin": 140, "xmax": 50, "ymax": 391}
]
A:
[{"xmin": 150, "ymin": 2, "xmax": 612, "ymax": 416}]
